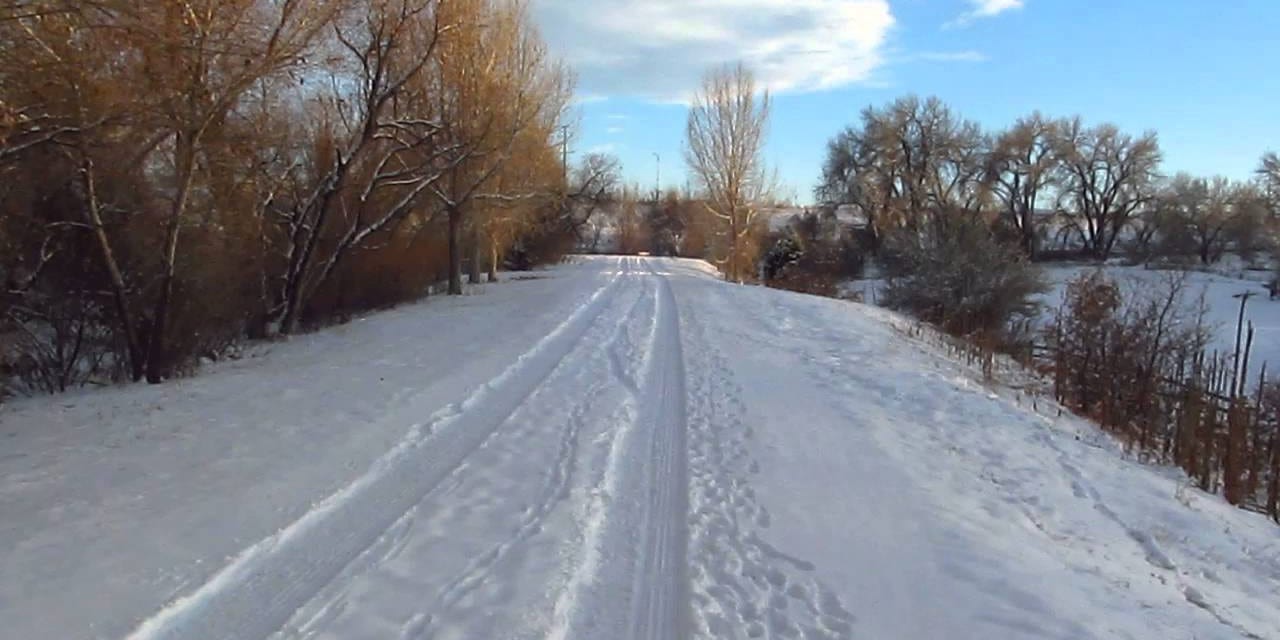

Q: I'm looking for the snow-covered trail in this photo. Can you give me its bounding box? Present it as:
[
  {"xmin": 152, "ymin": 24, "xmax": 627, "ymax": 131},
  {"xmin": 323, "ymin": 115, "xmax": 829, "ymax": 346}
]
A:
[
  {"xmin": 119, "ymin": 256, "xmax": 699, "ymax": 640},
  {"xmin": 3, "ymin": 256, "xmax": 1278, "ymax": 640},
  {"xmin": 1, "ymin": 258, "xmax": 628, "ymax": 640}
]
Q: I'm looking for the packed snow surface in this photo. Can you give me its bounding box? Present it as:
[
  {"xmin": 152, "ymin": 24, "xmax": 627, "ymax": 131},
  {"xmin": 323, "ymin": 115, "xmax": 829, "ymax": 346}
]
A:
[{"xmin": 2, "ymin": 256, "xmax": 1277, "ymax": 640}]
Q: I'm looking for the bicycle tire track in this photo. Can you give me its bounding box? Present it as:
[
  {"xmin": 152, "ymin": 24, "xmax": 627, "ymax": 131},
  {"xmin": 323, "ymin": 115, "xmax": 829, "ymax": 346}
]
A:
[
  {"xmin": 403, "ymin": 270, "xmax": 658, "ymax": 638},
  {"xmin": 548, "ymin": 265, "xmax": 691, "ymax": 640}
]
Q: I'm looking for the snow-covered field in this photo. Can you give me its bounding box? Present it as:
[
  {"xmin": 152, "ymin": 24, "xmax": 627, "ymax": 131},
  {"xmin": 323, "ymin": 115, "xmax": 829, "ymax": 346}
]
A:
[
  {"xmin": 1038, "ymin": 265, "xmax": 1279, "ymax": 381},
  {"xmin": 844, "ymin": 262, "xmax": 1280, "ymax": 381},
  {"xmin": 2, "ymin": 256, "xmax": 1277, "ymax": 639}
]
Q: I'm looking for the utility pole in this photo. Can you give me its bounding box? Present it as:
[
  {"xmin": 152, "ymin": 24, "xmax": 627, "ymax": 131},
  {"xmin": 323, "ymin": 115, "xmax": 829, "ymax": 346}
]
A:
[
  {"xmin": 1231, "ymin": 290, "xmax": 1258, "ymax": 397},
  {"xmin": 560, "ymin": 125, "xmax": 570, "ymax": 187},
  {"xmin": 653, "ymin": 152, "xmax": 661, "ymax": 203}
]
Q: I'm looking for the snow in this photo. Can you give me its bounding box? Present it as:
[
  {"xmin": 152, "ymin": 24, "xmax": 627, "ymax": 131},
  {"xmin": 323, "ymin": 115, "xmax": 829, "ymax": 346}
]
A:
[
  {"xmin": 844, "ymin": 261, "xmax": 1280, "ymax": 382},
  {"xmin": 1038, "ymin": 264, "xmax": 1280, "ymax": 381},
  {"xmin": 2, "ymin": 256, "xmax": 1277, "ymax": 640}
]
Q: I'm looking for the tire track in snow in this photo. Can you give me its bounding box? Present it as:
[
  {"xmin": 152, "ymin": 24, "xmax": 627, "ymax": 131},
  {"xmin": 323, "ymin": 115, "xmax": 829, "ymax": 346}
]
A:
[
  {"xmin": 549, "ymin": 263, "xmax": 690, "ymax": 640},
  {"xmin": 402, "ymin": 268, "xmax": 657, "ymax": 638},
  {"xmin": 126, "ymin": 258, "xmax": 629, "ymax": 640},
  {"xmin": 284, "ymin": 272, "xmax": 652, "ymax": 640},
  {"xmin": 631, "ymin": 270, "xmax": 692, "ymax": 640}
]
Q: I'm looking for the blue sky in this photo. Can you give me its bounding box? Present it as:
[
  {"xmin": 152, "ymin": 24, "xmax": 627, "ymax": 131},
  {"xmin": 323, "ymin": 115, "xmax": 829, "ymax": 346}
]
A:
[{"xmin": 533, "ymin": 0, "xmax": 1280, "ymax": 204}]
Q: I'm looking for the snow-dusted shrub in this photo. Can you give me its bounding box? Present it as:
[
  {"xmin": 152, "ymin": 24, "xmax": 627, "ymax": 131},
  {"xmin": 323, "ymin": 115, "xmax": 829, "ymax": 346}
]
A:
[
  {"xmin": 5, "ymin": 289, "xmax": 119, "ymax": 393},
  {"xmin": 880, "ymin": 216, "xmax": 1045, "ymax": 341},
  {"xmin": 761, "ymin": 235, "xmax": 802, "ymax": 282},
  {"xmin": 759, "ymin": 212, "xmax": 862, "ymax": 297}
]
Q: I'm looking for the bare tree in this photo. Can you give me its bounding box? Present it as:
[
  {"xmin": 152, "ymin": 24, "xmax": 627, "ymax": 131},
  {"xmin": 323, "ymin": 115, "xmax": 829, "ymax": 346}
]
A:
[
  {"xmin": 1258, "ymin": 152, "xmax": 1280, "ymax": 297},
  {"xmin": 1259, "ymin": 152, "xmax": 1280, "ymax": 209},
  {"xmin": 986, "ymin": 113, "xmax": 1058, "ymax": 259},
  {"xmin": 126, "ymin": 0, "xmax": 341, "ymax": 379},
  {"xmin": 1153, "ymin": 174, "xmax": 1244, "ymax": 265},
  {"xmin": 478, "ymin": 118, "xmax": 565, "ymax": 281},
  {"xmin": 615, "ymin": 186, "xmax": 648, "ymax": 255},
  {"xmin": 1225, "ymin": 181, "xmax": 1275, "ymax": 265},
  {"xmin": 816, "ymin": 124, "xmax": 889, "ymax": 248},
  {"xmin": 685, "ymin": 63, "xmax": 774, "ymax": 281},
  {"xmin": 0, "ymin": 0, "xmax": 573, "ymax": 393},
  {"xmin": 428, "ymin": 0, "xmax": 572, "ymax": 294},
  {"xmin": 817, "ymin": 96, "xmax": 986, "ymax": 250},
  {"xmin": 0, "ymin": 1, "xmax": 153, "ymax": 379},
  {"xmin": 272, "ymin": 0, "xmax": 454, "ymax": 335},
  {"xmin": 1051, "ymin": 117, "xmax": 1162, "ymax": 260},
  {"xmin": 564, "ymin": 152, "xmax": 621, "ymax": 245}
]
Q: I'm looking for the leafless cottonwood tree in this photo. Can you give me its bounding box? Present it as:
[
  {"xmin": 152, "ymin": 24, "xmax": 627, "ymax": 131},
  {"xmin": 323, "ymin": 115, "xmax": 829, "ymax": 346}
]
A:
[
  {"xmin": 134, "ymin": 0, "xmax": 341, "ymax": 379},
  {"xmin": 1051, "ymin": 117, "xmax": 1162, "ymax": 260},
  {"xmin": 1259, "ymin": 153, "xmax": 1280, "ymax": 255},
  {"xmin": 986, "ymin": 113, "xmax": 1057, "ymax": 259},
  {"xmin": 0, "ymin": 1, "xmax": 151, "ymax": 378},
  {"xmin": 477, "ymin": 115, "xmax": 566, "ymax": 281},
  {"xmin": 1258, "ymin": 153, "xmax": 1280, "ymax": 278},
  {"xmin": 685, "ymin": 63, "xmax": 774, "ymax": 282},
  {"xmin": 1260, "ymin": 152, "xmax": 1280, "ymax": 206},
  {"xmin": 1152, "ymin": 174, "xmax": 1258, "ymax": 265},
  {"xmin": 816, "ymin": 96, "xmax": 987, "ymax": 249}
]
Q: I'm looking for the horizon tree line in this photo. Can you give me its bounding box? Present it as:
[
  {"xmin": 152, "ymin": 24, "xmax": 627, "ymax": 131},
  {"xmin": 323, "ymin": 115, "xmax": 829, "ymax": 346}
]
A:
[{"xmin": 817, "ymin": 96, "xmax": 1278, "ymax": 266}]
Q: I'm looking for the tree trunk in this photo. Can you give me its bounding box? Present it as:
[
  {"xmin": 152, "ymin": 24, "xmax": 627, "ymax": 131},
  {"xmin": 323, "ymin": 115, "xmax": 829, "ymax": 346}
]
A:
[
  {"xmin": 80, "ymin": 155, "xmax": 145, "ymax": 381},
  {"xmin": 488, "ymin": 238, "xmax": 499, "ymax": 283},
  {"xmin": 729, "ymin": 206, "xmax": 739, "ymax": 282},
  {"xmin": 467, "ymin": 221, "xmax": 482, "ymax": 284},
  {"xmin": 144, "ymin": 137, "xmax": 198, "ymax": 383},
  {"xmin": 1022, "ymin": 208, "xmax": 1038, "ymax": 260},
  {"xmin": 279, "ymin": 161, "xmax": 349, "ymax": 336},
  {"xmin": 448, "ymin": 206, "xmax": 463, "ymax": 295}
]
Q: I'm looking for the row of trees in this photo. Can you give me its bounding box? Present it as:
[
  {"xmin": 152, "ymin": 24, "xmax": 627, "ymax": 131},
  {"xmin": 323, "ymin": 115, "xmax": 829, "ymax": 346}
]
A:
[
  {"xmin": 818, "ymin": 97, "xmax": 1278, "ymax": 265},
  {"xmin": 1, "ymin": 0, "xmax": 580, "ymax": 390}
]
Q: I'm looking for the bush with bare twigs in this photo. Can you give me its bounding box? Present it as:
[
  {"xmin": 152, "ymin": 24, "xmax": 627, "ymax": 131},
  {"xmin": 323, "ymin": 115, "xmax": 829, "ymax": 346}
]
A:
[{"xmin": 881, "ymin": 215, "xmax": 1045, "ymax": 345}]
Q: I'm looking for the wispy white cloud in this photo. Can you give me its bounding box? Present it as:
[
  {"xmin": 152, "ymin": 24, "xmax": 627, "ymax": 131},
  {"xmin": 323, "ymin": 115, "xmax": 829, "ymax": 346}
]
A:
[
  {"xmin": 945, "ymin": 0, "xmax": 1024, "ymax": 29},
  {"xmin": 910, "ymin": 50, "xmax": 989, "ymax": 63},
  {"xmin": 534, "ymin": 0, "xmax": 895, "ymax": 102},
  {"xmin": 606, "ymin": 126, "xmax": 625, "ymax": 134},
  {"xmin": 571, "ymin": 94, "xmax": 610, "ymax": 106}
]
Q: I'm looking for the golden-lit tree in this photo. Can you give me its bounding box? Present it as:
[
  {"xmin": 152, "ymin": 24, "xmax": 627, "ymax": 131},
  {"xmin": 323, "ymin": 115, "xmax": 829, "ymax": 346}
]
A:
[
  {"xmin": 428, "ymin": 0, "xmax": 572, "ymax": 294},
  {"xmin": 0, "ymin": 0, "xmax": 574, "ymax": 390},
  {"xmin": 685, "ymin": 63, "xmax": 774, "ymax": 281}
]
